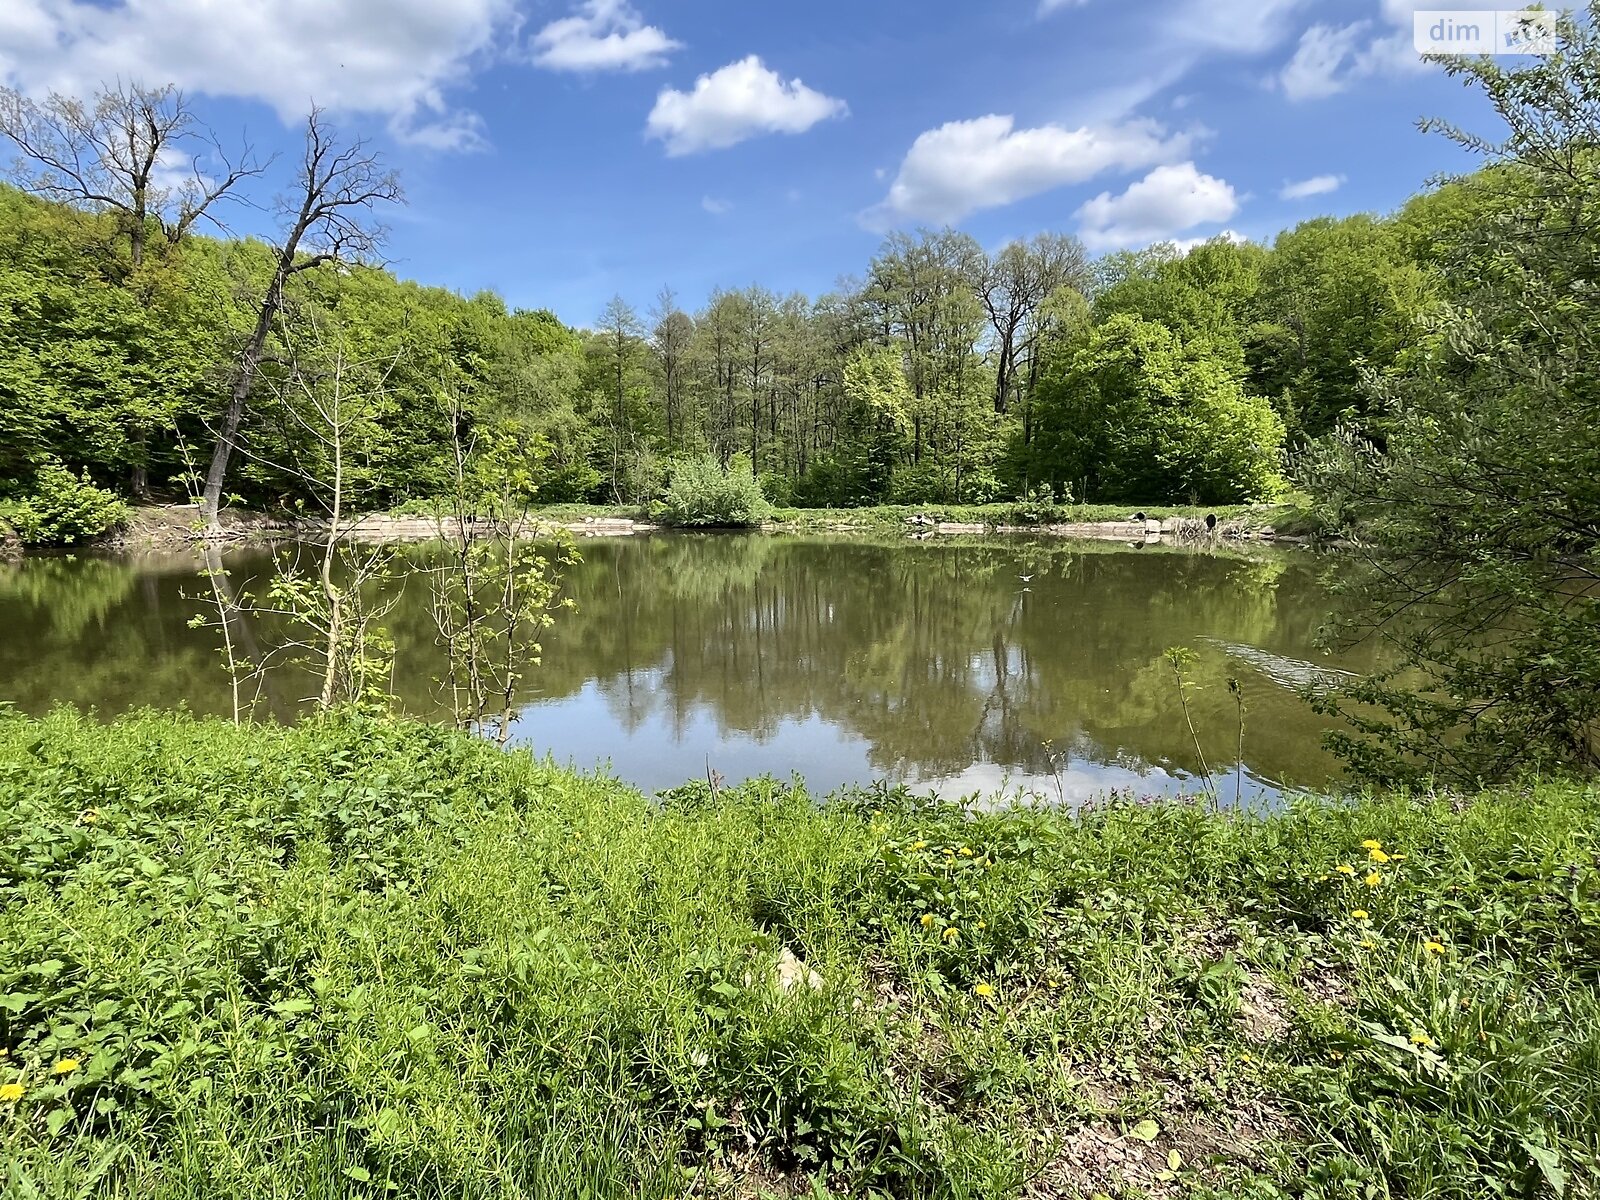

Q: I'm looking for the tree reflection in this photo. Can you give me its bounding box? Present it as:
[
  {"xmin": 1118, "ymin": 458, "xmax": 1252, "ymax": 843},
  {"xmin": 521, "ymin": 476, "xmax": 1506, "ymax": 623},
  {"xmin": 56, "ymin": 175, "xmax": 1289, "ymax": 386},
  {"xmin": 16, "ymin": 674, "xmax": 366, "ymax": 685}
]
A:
[{"xmin": 0, "ymin": 536, "xmax": 1381, "ymax": 791}]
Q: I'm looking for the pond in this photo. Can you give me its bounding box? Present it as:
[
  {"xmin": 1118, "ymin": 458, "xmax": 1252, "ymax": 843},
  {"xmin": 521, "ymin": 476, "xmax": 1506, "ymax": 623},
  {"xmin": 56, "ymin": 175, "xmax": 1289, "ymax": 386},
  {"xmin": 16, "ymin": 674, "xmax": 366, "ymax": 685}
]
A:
[{"xmin": 0, "ymin": 533, "xmax": 1379, "ymax": 803}]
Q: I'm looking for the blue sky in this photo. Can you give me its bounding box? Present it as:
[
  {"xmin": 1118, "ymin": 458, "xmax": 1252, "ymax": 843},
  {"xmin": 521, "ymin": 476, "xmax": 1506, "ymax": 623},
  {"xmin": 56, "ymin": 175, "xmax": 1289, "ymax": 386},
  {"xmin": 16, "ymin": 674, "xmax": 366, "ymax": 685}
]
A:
[{"xmin": 0, "ymin": 0, "xmax": 1521, "ymax": 325}]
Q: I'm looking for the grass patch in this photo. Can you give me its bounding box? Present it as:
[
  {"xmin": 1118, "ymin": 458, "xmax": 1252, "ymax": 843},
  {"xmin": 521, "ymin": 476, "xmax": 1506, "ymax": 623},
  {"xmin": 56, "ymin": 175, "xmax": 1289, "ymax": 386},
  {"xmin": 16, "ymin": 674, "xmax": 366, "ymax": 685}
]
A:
[
  {"xmin": 1, "ymin": 709, "xmax": 1597, "ymax": 1197},
  {"xmin": 761, "ymin": 503, "xmax": 1277, "ymax": 533}
]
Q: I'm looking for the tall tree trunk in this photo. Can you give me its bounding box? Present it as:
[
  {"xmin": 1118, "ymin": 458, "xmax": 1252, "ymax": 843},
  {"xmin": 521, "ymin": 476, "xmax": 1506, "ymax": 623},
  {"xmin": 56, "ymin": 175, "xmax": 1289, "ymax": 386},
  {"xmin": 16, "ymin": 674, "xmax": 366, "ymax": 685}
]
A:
[{"xmin": 201, "ymin": 290, "xmax": 280, "ymax": 530}]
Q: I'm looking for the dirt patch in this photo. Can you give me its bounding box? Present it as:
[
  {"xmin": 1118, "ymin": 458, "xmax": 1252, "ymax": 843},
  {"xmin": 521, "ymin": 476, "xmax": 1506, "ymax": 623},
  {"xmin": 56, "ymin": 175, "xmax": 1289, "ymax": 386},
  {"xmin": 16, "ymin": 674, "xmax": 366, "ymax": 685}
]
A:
[
  {"xmin": 1027, "ymin": 1083, "xmax": 1290, "ymax": 1199},
  {"xmin": 1238, "ymin": 979, "xmax": 1291, "ymax": 1044},
  {"xmin": 108, "ymin": 503, "xmax": 293, "ymax": 549}
]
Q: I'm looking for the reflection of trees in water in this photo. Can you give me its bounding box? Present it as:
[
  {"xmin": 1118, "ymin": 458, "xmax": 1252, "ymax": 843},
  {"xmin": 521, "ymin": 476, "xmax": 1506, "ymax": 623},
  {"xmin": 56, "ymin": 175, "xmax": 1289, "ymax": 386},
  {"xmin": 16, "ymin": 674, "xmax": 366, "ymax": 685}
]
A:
[
  {"xmin": 0, "ymin": 537, "xmax": 1383, "ymax": 788},
  {"xmin": 506, "ymin": 536, "xmax": 1379, "ymax": 787}
]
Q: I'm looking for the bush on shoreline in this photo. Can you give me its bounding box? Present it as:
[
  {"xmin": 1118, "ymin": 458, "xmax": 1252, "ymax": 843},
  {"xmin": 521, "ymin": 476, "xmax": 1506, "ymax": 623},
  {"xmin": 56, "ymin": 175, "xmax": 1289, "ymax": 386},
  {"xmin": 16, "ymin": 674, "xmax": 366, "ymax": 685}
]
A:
[
  {"xmin": 654, "ymin": 457, "xmax": 770, "ymax": 528},
  {"xmin": 0, "ymin": 461, "xmax": 127, "ymax": 548},
  {"xmin": 1, "ymin": 709, "xmax": 1596, "ymax": 1198}
]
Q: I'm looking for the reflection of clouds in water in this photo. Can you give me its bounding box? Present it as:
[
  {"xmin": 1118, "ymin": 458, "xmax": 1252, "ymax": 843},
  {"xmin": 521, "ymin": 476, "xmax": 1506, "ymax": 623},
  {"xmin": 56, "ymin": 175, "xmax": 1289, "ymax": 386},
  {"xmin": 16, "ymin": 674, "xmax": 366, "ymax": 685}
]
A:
[
  {"xmin": 510, "ymin": 683, "xmax": 1289, "ymax": 807},
  {"xmin": 908, "ymin": 758, "xmax": 1287, "ymax": 808}
]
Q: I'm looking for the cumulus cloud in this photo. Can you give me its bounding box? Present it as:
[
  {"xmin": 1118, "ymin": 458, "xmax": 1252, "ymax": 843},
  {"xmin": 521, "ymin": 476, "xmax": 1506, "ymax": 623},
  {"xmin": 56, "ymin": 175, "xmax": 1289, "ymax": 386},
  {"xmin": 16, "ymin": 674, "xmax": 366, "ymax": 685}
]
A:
[
  {"xmin": 1076, "ymin": 161, "xmax": 1239, "ymax": 250},
  {"xmin": 864, "ymin": 114, "xmax": 1192, "ymax": 229},
  {"xmin": 0, "ymin": 0, "xmax": 518, "ymax": 150},
  {"xmin": 646, "ymin": 56, "xmax": 845, "ymax": 156},
  {"xmin": 531, "ymin": 0, "xmax": 680, "ymax": 73},
  {"xmin": 1279, "ymin": 172, "xmax": 1344, "ymax": 200}
]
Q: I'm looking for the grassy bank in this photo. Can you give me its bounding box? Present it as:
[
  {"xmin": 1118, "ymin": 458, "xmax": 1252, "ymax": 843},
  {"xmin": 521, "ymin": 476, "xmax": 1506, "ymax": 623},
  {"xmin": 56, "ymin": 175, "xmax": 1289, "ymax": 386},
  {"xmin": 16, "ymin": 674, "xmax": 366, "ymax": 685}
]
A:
[
  {"xmin": 760, "ymin": 503, "xmax": 1270, "ymax": 533},
  {"xmin": 2, "ymin": 710, "xmax": 1595, "ymax": 1198},
  {"xmin": 392, "ymin": 501, "xmax": 1316, "ymax": 535}
]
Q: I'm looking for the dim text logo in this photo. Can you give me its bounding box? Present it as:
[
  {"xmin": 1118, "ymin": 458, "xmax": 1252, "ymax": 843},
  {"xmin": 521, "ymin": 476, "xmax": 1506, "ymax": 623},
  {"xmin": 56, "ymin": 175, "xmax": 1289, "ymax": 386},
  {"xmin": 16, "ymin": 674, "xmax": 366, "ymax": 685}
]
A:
[{"xmin": 1413, "ymin": 10, "xmax": 1557, "ymax": 55}]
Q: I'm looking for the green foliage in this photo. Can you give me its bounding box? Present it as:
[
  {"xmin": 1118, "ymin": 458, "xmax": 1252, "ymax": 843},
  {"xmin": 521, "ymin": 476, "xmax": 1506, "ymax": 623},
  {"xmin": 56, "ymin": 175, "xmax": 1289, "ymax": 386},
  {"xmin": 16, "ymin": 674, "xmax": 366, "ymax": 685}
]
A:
[
  {"xmin": 1005, "ymin": 483, "xmax": 1074, "ymax": 526},
  {"xmin": 1, "ymin": 709, "xmax": 1599, "ymax": 1197},
  {"xmin": 1031, "ymin": 314, "xmax": 1287, "ymax": 505},
  {"xmin": 655, "ymin": 456, "xmax": 770, "ymax": 528},
  {"xmin": 0, "ymin": 461, "xmax": 127, "ymax": 547},
  {"xmin": 1306, "ymin": 14, "xmax": 1600, "ymax": 786}
]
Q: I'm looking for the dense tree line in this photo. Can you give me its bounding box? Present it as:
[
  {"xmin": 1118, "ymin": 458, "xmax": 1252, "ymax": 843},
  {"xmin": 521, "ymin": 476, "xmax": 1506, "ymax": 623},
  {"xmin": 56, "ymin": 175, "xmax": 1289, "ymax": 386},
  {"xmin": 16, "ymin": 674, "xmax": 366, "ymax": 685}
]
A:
[{"xmin": 0, "ymin": 79, "xmax": 1477, "ymax": 521}]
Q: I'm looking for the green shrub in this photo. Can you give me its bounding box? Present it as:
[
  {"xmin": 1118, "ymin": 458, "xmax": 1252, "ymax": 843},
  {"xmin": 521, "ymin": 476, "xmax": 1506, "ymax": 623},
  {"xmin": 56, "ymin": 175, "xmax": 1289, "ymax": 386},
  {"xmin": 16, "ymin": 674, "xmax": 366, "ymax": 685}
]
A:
[
  {"xmin": 886, "ymin": 462, "xmax": 952, "ymax": 505},
  {"xmin": 1006, "ymin": 482, "xmax": 1074, "ymax": 525},
  {"xmin": 790, "ymin": 456, "xmax": 872, "ymax": 508},
  {"xmin": 0, "ymin": 461, "xmax": 127, "ymax": 547},
  {"xmin": 655, "ymin": 456, "xmax": 769, "ymax": 527}
]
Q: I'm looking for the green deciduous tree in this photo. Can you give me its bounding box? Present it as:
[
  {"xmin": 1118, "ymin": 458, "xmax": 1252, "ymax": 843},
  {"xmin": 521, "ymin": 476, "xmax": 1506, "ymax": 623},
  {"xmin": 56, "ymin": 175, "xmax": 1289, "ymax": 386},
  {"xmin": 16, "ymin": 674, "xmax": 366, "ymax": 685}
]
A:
[
  {"xmin": 1031, "ymin": 313, "xmax": 1286, "ymax": 505},
  {"xmin": 1309, "ymin": 14, "xmax": 1600, "ymax": 785}
]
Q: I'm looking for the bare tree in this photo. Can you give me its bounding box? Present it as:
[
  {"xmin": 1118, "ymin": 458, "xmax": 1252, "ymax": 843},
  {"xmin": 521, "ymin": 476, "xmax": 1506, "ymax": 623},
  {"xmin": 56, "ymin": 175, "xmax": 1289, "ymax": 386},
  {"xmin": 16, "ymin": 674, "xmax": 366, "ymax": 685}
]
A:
[
  {"xmin": 200, "ymin": 106, "xmax": 402, "ymax": 532},
  {"xmin": 977, "ymin": 233, "xmax": 1090, "ymax": 417},
  {"xmin": 0, "ymin": 81, "xmax": 263, "ymax": 269}
]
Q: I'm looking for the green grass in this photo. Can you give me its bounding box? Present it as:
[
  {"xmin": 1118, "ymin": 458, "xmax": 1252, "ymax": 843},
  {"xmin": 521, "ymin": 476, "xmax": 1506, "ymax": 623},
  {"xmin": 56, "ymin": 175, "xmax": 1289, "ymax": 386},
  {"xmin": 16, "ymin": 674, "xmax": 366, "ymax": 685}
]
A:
[
  {"xmin": 762, "ymin": 503, "xmax": 1270, "ymax": 532},
  {"xmin": 2, "ymin": 709, "xmax": 1597, "ymax": 1198},
  {"xmin": 380, "ymin": 499, "xmax": 1312, "ymax": 536}
]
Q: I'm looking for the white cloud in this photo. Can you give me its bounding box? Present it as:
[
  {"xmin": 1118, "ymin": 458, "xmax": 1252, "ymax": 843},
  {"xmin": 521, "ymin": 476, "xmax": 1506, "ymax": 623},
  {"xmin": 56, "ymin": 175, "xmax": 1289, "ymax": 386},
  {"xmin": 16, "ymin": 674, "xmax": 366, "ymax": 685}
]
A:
[
  {"xmin": 1276, "ymin": 0, "xmax": 1438, "ymax": 101},
  {"xmin": 1038, "ymin": 0, "xmax": 1089, "ymax": 15},
  {"xmin": 1164, "ymin": 0, "xmax": 1311, "ymax": 56},
  {"xmin": 1279, "ymin": 172, "xmax": 1344, "ymax": 200},
  {"xmin": 1171, "ymin": 228, "xmax": 1249, "ymax": 253},
  {"xmin": 531, "ymin": 0, "xmax": 680, "ymax": 73},
  {"xmin": 646, "ymin": 56, "xmax": 845, "ymax": 156},
  {"xmin": 0, "ymin": 0, "xmax": 517, "ymax": 150},
  {"xmin": 865, "ymin": 114, "xmax": 1192, "ymax": 229},
  {"xmin": 1076, "ymin": 161, "xmax": 1239, "ymax": 250},
  {"xmin": 1279, "ymin": 21, "xmax": 1371, "ymax": 99},
  {"xmin": 701, "ymin": 194, "xmax": 731, "ymax": 215}
]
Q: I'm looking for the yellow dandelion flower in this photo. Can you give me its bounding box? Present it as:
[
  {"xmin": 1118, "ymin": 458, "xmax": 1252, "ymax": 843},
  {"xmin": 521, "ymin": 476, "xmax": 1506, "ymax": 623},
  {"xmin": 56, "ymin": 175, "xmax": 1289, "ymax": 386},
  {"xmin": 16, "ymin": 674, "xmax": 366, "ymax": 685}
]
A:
[
  {"xmin": 973, "ymin": 983, "xmax": 996, "ymax": 998},
  {"xmin": 1364, "ymin": 872, "xmax": 1382, "ymax": 887},
  {"xmin": 942, "ymin": 927, "xmax": 959, "ymax": 942},
  {"xmin": 1425, "ymin": 941, "xmax": 1446, "ymax": 955},
  {"xmin": 912, "ymin": 840, "xmax": 928, "ymax": 850},
  {"xmin": 1316, "ymin": 873, "xmax": 1329, "ymax": 882},
  {"xmin": 1391, "ymin": 853, "xmax": 1406, "ymax": 861},
  {"xmin": 1047, "ymin": 977, "xmax": 1062, "ymax": 989},
  {"xmin": 1409, "ymin": 1031, "xmax": 1436, "ymax": 1048},
  {"xmin": 0, "ymin": 1083, "xmax": 23, "ymax": 1103},
  {"xmin": 1361, "ymin": 839, "xmax": 1383, "ymax": 851},
  {"xmin": 1351, "ymin": 909, "xmax": 1370, "ymax": 920},
  {"xmin": 1368, "ymin": 848, "xmax": 1390, "ymax": 863},
  {"xmin": 1361, "ymin": 939, "xmax": 1375, "ymax": 949},
  {"xmin": 958, "ymin": 846, "xmax": 974, "ymax": 857},
  {"xmin": 919, "ymin": 913, "xmax": 935, "ymax": 929},
  {"xmin": 942, "ymin": 848, "xmax": 955, "ymax": 857},
  {"xmin": 79, "ymin": 808, "xmax": 99, "ymax": 825},
  {"xmin": 1336, "ymin": 865, "xmax": 1357, "ymax": 876},
  {"xmin": 53, "ymin": 1058, "xmax": 80, "ymax": 1076},
  {"xmin": 975, "ymin": 920, "xmax": 987, "ymax": 930}
]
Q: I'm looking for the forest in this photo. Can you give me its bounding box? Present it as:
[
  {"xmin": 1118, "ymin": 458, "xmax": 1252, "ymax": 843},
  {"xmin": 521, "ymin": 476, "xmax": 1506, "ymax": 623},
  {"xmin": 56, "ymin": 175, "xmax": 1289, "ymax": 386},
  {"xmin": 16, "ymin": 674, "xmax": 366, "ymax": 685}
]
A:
[{"xmin": 0, "ymin": 85, "xmax": 1460, "ymax": 528}]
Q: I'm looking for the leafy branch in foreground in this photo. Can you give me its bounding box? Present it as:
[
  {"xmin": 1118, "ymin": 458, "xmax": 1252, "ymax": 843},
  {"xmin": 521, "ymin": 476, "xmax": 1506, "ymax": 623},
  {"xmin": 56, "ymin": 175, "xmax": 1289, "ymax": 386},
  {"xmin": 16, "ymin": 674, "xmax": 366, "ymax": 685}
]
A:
[
  {"xmin": 1305, "ymin": 14, "xmax": 1600, "ymax": 786},
  {"xmin": 428, "ymin": 380, "xmax": 576, "ymax": 743}
]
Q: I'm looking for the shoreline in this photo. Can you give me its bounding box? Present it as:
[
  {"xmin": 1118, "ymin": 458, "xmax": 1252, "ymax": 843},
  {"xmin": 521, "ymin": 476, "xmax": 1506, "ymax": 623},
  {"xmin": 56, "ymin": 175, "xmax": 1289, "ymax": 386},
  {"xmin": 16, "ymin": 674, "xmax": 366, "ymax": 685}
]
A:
[{"xmin": 84, "ymin": 502, "xmax": 1327, "ymax": 553}]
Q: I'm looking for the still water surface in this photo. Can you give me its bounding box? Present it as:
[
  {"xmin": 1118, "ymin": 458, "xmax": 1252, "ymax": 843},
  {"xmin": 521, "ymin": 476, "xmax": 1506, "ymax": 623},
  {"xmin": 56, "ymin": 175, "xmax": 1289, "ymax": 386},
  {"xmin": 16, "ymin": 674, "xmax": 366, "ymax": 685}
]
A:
[{"xmin": 0, "ymin": 534, "xmax": 1377, "ymax": 802}]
